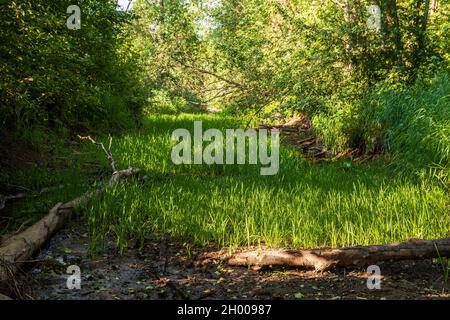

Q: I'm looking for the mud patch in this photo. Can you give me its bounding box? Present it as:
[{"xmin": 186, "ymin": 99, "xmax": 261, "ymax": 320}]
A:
[{"xmin": 16, "ymin": 217, "xmax": 450, "ymax": 300}]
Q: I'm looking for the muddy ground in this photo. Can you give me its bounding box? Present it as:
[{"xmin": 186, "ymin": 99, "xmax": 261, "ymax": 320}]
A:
[{"xmin": 7, "ymin": 216, "xmax": 449, "ymax": 300}]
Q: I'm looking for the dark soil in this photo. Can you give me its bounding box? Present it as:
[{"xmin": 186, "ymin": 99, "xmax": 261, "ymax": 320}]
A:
[{"xmin": 12, "ymin": 216, "xmax": 450, "ymax": 300}]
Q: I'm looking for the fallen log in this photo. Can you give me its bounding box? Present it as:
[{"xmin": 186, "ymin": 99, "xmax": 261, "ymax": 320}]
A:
[
  {"xmin": 0, "ymin": 135, "xmax": 138, "ymax": 284},
  {"xmin": 227, "ymin": 238, "xmax": 450, "ymax": 271},
  {"xmin": 0, "ymin": 167, "xmax": 138, "ymax": 283}
]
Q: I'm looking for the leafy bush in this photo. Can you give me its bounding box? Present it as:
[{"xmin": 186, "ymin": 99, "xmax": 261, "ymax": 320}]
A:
[
  {"xmin": 144, "ymin": 90, "xmax": 191, "ymax": 115},
  {"xmin": 0, "ymin": 0, "xmax": 146, "ymax": 134},
  {"xmin": 145, "ymin": 90, "xmax": 177, "ymax": 115},
  {"xmin": 100, "ymin": 93, "xmax": 136, "ymax": 131}
]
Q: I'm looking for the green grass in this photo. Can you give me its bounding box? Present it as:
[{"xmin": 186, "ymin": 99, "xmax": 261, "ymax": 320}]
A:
[
  {"xmin": 82, "ymin": 114, "xmax": 450, "ymax": 253},
  {"xmin": 310, "ymin": 73, "xmax": 450, "ymax": 191},
  {"xmin": 0, "ymin": 128, "xmax": 114, "ymax": 234},
  {"xmin": 371, "ymin": 73, "xmax": 450, "ymax": 175}
]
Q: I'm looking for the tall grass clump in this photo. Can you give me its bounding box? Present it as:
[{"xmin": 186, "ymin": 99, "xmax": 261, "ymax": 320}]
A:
[
  {"xmin": 311, "ymin": 100, "xmax": 363, "ymax": 154},
  {"xmin": 311, "ymin": 73, "xmax": 449, "ymax": 187},
  {"xmin": 362, "ymin": 73, "xmax": 450, "ymax": 184}
]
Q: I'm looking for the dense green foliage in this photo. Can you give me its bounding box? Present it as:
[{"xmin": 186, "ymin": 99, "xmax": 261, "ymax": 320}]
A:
[
  {"xmin": 0, "ymin": 0, "xmax": 145, "ymax": 133},
  {"xmin": 127, "ymin": 0, "xmax": 449, "ymax": 176},
  {"xmin": 313, "ymin": 73, "xmax": 450, "ymax": 162},
  {"xmin": 2, "ymin": 0, "xmax": 448, "ymax": 168}
]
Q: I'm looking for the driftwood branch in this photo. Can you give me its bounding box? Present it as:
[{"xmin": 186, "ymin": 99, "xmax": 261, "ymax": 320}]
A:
[
  {"xmin": 227, "ymin": 238, "xmax": 450, "ymax": 271},
  {"xmin": 0, "ymin": 136, "xmax": 139, "ymax": 284}
]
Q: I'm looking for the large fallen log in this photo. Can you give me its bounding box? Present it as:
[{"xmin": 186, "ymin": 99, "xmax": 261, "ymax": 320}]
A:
[
  {"xmin": 0, "ymin": 167, "xmax": 138, "ymax": 283},
  {"xmin": 0, "ymin": 135, "xmax": 138, "ymax": 285},
  {"xmin": 227, "ymin": 238, "xmax": 450, "ymax": 271}
]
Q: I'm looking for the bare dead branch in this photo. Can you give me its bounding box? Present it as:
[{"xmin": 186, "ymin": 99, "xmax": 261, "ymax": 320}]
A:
[
  {"xmin": 78, "ymin": 135, "xmax": 118, "ymax": 174},
  {"xmin": 172, "ymin": 58, "xmax": 246, "ymax": 90}
]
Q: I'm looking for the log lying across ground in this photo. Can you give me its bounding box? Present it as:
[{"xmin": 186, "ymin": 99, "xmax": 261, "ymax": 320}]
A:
[
  {"xmin": 0, "ymin": 136, "xmax": 139, "ymax": 285},
  {"xmin": 0, "ymin": 167, "xmax": 138, "ymax": 284},
  {"xmin": 227, "ymin": 238, "xmax": 450, "ymax": 271}
]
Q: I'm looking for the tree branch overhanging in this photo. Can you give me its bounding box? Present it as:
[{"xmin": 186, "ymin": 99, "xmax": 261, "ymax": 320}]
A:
[{"xmin": 172, "ymin": 57, "xmax": 247, "ymax": 90}]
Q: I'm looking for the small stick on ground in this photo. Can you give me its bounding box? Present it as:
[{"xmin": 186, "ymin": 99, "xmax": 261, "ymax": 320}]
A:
[{"xmin": 159, "ymin": 235, "xmax": 168, "ymax": 274}]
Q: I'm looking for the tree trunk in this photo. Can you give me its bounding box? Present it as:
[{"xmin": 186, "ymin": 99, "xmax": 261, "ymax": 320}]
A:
[
  {"xmin": 227, "ymin": 238, "xmax": 450, "ymax": 271},
  {"xmin": 430, "ymin": 0, "xmax": 438, "ymax": 15},
  {"xmin": 413, "ymin": 0, "xmax": 431, "ymax": 70},
  {"xmin": 0, "ymin": 167, "xmax": 138, "ymax": 283},
  {"xmin": 383, "ymin": 0, "xmax": 404, "ymax": 62},
  {"xmin": 343, "ymin": 1, "xmax": 357, "ymax": 68}
]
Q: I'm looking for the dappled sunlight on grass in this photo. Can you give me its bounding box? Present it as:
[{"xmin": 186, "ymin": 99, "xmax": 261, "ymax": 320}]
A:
[{"xmin": 85, "ymin": 114, "xmax": 450, "ymax": 252}]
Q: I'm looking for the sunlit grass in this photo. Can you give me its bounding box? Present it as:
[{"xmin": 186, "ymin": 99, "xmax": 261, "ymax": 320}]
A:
[{"xmin": 84, "ymin": 114, "xmax": 450, "ymax": 252}]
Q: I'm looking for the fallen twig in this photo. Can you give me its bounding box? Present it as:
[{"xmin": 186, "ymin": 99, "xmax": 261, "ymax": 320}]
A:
[{"xmin": 78, "ymin": 135, "xmax": 118, "ymax": 173}]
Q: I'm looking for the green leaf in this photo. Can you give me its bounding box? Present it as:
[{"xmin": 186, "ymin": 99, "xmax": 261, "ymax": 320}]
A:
[{"xmin": 294, "ymin": 292, "xmax": 304, "ymax": 299}]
